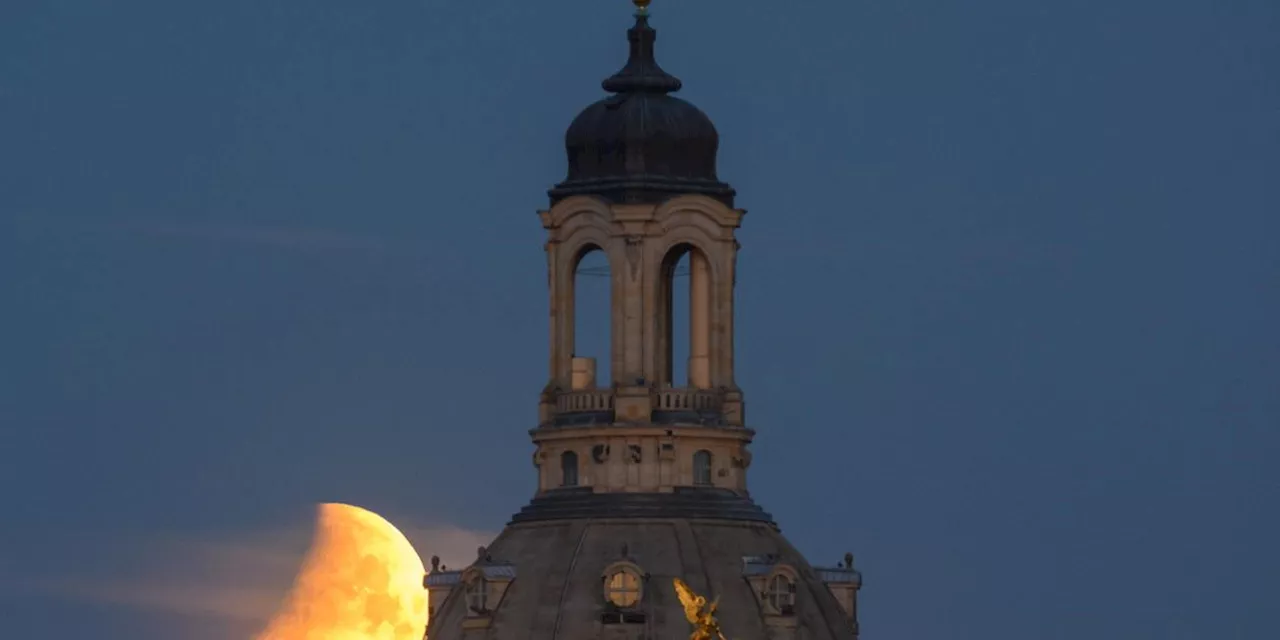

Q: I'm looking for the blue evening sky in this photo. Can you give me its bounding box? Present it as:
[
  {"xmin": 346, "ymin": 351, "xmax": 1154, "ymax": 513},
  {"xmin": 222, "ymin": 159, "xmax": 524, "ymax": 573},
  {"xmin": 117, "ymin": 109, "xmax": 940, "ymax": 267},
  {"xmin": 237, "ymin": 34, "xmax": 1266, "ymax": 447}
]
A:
[{"xmin": 1, "ymin": 1, "xmax": 1277, "ymax": 638}]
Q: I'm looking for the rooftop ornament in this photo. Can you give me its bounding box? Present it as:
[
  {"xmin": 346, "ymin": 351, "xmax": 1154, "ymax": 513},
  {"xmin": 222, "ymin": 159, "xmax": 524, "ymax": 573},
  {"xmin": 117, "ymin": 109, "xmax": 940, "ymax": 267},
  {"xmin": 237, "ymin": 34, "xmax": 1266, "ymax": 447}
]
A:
[{"xmin": 674, "ymin": 578, "xmax": 728, "ymax": 640}]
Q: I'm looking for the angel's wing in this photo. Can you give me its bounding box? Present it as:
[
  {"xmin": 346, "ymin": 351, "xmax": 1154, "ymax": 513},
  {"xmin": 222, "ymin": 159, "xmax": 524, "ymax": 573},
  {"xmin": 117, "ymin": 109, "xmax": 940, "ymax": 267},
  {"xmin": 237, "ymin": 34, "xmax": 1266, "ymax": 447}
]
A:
[{"xmin": 673, "ymin": 578, "xmax": 702, "ymax": 625}]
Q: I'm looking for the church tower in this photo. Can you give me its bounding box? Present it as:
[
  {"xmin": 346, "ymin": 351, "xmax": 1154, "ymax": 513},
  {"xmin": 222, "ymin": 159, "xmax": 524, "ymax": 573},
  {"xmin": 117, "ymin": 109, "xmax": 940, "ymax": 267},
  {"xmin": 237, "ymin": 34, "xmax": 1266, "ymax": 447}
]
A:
[{"xmin": 425, "ymin": 3, "xmax": 862, "ymax": 639}]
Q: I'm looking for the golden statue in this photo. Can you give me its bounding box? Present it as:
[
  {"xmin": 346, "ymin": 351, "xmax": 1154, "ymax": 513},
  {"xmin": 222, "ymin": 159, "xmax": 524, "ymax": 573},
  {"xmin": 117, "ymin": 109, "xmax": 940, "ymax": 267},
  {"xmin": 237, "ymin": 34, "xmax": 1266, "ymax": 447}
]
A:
[{"xmin": 673, "ymin": 578, "xmax": 727, "ymax": 640}]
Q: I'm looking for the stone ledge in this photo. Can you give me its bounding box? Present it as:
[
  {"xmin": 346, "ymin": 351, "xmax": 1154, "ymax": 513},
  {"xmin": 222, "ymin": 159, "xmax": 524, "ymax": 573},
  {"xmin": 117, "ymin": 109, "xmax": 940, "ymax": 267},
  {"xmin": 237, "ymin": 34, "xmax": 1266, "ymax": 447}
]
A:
[{"xmin": 509, "ymin": 486, "xmax": 775, "ymax": 525}]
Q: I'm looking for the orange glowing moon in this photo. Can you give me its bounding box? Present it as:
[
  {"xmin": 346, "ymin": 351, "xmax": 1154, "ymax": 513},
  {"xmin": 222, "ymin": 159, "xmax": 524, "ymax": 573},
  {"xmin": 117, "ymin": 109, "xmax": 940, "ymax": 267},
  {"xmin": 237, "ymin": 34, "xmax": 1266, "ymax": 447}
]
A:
[{"xmin": 255, "ymin": 503, "xmax": 428, "ymax": 640}]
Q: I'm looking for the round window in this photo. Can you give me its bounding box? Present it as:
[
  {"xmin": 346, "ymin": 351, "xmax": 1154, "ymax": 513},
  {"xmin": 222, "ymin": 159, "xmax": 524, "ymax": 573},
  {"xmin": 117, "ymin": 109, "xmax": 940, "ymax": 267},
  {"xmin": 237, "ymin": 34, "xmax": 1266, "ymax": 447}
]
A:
[
  {"xmin": 605, "ymin": 569, "xmax": 642, "ymax": 608},
  {"xmin": 767, "ymin": 574, "xmax": 796, "ymax": 613}
]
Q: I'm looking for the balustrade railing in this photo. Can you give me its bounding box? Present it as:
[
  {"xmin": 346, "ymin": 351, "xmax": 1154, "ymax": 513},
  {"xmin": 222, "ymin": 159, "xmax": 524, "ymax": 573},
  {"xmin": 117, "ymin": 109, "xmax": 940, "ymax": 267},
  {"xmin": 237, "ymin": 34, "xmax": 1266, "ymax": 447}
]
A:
[
  {"xmin": 555, "ymin": 389, "xmax": 615, "ymax": 413},
  {"xmin": 551, "ymin": 387, "xmax": 724, "ymax": 422},
  {"xmin": 654, "ymin": 388, "xmax": 723, "ymax": 413}
]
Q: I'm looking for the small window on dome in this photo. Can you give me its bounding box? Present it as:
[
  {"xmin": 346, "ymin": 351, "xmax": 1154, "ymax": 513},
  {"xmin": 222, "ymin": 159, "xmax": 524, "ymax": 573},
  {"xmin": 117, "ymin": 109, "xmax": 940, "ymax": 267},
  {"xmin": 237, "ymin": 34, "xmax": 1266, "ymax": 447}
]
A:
[
  {"xmin": 605, "ymin": 569, "xmax": 642, "ymax": 608},
  {"xmin": 561, "ymin": 450, "xmax": 579, "ymax": 487},
  {"xmin": 693, "ymin": 450, "xmax": 712, "ymax": 485},
  {"xmin": 766, "ymin": 574, "xmax": 796, "ymax": 615},
  {"xmin": 466, "ymin": 577, "xmax": 488, "ymax": 613},
  {"xmin": 600, "ymin": 565, "xmax": 646, "ymax": 625}
]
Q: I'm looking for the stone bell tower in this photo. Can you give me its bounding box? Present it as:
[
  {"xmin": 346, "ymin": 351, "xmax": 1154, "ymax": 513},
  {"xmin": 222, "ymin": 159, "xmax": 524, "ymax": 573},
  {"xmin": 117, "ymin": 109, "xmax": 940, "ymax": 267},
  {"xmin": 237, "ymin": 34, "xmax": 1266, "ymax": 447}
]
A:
[
  {"xmin": 423, "ymin": 4, "xmax": 862, "ymax": 639},
  {"xmin": 533, "ymin": 191, "xmax": 751, "ymax": 495},
  {"xmin": 531, "ymin": 0, "xmax": 749, "ymax": 498}
]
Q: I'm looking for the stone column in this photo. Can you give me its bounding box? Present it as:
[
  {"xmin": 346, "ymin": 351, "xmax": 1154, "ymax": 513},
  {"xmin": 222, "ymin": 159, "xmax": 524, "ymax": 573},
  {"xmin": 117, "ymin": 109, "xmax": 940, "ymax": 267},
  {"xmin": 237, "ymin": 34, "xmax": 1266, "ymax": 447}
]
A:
[
  {"xmin": 719, "ymin": 241, "xmax": 744, "ymax": 425},
  {"xmin": 647, "ymin": 246, "xmax": 672, "ymax": 385},
  {"xmin": 688, "ymin": 249, "xmax": 711, "ymax": 388},
  {"xmin": 720, "ymin": 241, "xmax": 738, "ymax": 388},
  {"xmin": 546, "ymin": 242, "xmax": 561, "ymax": 382},
  {"xmin": 555, "ymin": 251, "xmax": 576, "ymax": 386},
  {"xmin": 616, "ymin": 235, "xmax": 646, "ymax": 386}
]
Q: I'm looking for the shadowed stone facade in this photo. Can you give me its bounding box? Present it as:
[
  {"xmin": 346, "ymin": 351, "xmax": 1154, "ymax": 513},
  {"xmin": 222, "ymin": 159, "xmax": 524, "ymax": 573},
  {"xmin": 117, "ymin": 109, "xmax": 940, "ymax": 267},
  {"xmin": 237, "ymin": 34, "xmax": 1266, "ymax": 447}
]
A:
[
  {"xmin": 424, "ymin": 4, "xmax": 862, "ymax": 640},
  {"xmin": 426, "ymin": 521, "xmax": 859, "ymax": 640}
]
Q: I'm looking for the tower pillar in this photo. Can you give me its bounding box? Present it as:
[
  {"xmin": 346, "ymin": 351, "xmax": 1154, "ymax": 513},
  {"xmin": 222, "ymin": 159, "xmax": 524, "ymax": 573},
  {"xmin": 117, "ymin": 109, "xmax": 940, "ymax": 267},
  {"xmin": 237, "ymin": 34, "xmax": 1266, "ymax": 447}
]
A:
[{"xmin": 688, "ymin": 249, "xmax": 712, "ymax": 388}]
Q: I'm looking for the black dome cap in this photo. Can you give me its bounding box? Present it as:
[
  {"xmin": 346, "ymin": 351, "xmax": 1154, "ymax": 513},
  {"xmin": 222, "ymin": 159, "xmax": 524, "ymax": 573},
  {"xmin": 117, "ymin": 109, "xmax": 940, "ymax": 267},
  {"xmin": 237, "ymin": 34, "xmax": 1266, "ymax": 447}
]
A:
[{"xmin": 549, "ymin": 9, "xmax": 735, "ymax": 207}]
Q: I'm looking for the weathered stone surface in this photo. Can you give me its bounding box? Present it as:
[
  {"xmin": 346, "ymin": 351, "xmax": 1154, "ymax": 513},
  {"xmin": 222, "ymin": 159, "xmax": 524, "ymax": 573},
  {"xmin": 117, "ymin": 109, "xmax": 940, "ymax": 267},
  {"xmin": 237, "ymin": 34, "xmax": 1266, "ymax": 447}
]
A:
[
  {"xmin": 426, "ymin": 518, "xmax": 857, "ymax": 640},
  {"xmin": 424, "ymin": 7, "xmax": 863, "ymax": 640}
]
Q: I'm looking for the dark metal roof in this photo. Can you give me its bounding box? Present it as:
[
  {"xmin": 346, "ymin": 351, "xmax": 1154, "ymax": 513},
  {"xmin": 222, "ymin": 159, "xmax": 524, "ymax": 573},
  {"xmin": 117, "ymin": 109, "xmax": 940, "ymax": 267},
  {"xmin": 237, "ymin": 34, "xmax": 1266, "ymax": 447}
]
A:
[
  {"xmin": 425, "ymin": 571, "xmax": 461, "ymax": 587},
  {"xmin": 424, "ymin": 564, "xmax": 516, "ymax": 587},
  {"xmin": 814, "ymin": 567, "xmax": 863, "ymax": 586},
  {"xmin": 741, "ymin": 555, "xmax": 780, "ymax": 576},
  {"xmin": 508, "ymin": 486, "xmax": 775, "ymax": 524},
  {"xmin": 549, "ymin": 11, "xmax": 735, "ymax": 207},
  {"xmin": 742, "ymin": 556, "xmax": 862, "ymax": 588}
]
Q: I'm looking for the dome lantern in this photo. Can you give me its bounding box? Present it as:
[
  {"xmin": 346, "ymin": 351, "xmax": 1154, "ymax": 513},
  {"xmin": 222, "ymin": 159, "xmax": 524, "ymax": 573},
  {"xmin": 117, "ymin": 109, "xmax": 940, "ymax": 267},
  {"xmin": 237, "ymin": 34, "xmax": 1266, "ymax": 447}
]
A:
[
  {"xmin": 549, "ymin": 2, "xmax": 736, "ymax": 206},
  {"xmin": 423, "ymin": 5, "xmax": 864, "ymax": 640}
]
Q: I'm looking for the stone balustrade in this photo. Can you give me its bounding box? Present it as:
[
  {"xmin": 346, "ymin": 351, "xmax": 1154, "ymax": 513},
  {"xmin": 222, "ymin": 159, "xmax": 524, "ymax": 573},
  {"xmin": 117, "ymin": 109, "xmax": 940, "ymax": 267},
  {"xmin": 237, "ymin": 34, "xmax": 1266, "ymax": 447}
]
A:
[
  {"xmin": 555, "ymin": 389, "xmax": 616, "ymax": 413},
  {"xmin": 549, "ymin": 387, "xmax": 726, "ymax": 426},
  {"xmin": 654, "ymin": 388, "xmax": 723, "ymax": 413}
]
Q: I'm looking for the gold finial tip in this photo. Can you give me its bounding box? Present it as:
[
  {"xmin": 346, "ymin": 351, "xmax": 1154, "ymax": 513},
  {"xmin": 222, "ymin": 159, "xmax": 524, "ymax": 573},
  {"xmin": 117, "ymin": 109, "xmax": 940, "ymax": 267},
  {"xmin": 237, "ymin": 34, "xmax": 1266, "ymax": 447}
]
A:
[{"xmin": 633, "ymin": 0, "xmax": 651, "ymax": 12}]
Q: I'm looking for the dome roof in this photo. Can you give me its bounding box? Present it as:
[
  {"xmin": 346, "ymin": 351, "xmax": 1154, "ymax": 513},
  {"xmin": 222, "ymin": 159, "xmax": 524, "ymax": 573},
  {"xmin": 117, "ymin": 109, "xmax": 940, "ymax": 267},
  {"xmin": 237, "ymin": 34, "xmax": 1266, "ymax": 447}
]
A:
[
  {"xmin": 425, "ymin": 503, "xmax": 862, "ymax": 640},
  {"xmin": 549, "ymin": 12, "xmax": 735, "ymax": 207}
]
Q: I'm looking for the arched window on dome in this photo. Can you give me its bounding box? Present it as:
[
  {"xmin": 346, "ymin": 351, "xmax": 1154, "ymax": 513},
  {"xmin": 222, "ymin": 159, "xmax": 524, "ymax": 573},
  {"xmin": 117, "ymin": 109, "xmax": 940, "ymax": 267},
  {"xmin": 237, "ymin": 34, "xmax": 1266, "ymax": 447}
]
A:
[
  {"xmin": 561, "ymin": 450, "xmax": 579, "ymax": 487},
  {"xmin": 766, "ymin": 573, "xmax": 797, "ymax": 615},
  {"xmin": 466, "ymin": 576, "xmax": 488, "ymax": 613},
  {"xmin": 693, "ymin": 449, "xmax": 712, "ymax": 486},
  {"xmin": 600, "ymin": 560, "xmax": 647, "ymax": 625},
  {"xmin": 605, "ymin": 568, "xmax": 642, "ymax": 608}
]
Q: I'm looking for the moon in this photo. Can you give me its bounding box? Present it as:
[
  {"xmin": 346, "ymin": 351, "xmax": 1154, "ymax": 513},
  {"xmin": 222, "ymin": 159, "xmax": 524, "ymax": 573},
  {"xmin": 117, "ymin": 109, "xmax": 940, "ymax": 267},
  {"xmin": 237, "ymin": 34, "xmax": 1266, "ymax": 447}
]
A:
[{"xmin": 255, "ymin": 503, "xmax": 428, "ymax": 640}]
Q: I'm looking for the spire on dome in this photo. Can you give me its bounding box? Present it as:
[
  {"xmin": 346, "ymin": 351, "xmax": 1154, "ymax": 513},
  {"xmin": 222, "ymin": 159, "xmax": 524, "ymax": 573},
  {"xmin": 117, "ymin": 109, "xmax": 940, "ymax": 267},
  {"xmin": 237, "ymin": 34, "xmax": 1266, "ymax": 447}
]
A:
[
  {"xmin": 549, "ymin": 0, "xmax": 734, "ymax": 206},
  {"xmin": 601, "ymin": 0, "xmax": 682, "ymax": 94}
]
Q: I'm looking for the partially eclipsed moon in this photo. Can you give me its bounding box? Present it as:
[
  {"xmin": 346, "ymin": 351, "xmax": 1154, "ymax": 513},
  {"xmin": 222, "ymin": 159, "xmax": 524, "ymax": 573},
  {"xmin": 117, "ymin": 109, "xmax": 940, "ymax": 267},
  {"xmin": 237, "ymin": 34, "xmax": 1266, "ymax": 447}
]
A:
[{"xmin": 255, "ymin": 503, "xmax": 428, "ymax": 640}]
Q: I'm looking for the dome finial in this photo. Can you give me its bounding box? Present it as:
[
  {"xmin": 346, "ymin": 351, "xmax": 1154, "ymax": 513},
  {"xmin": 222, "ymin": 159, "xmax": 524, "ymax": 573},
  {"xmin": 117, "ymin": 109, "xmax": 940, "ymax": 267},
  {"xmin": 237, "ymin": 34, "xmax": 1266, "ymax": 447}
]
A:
[{"xmin": 602, "ymin": 0, "xmax": 680, "ymax": 94}]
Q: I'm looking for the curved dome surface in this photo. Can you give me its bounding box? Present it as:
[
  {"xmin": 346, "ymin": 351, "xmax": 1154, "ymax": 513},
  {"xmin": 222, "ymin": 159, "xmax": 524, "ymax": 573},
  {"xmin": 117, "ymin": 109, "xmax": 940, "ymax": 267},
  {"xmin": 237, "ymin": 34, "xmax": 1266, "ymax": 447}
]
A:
[
  {"xmin": 549, "ymin": 13, "xmax": 735, "ymax": 206},
  {"xmin": 425, "ymin": 516, "xmax": 859, "ymax": 640}
]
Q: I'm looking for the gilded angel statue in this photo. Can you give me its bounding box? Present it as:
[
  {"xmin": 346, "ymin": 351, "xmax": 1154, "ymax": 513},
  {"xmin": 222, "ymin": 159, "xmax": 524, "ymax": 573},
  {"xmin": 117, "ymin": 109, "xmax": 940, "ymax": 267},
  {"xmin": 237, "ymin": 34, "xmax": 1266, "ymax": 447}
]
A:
[{"xmin": 673, "ymin": 578, "xmax": 727, "ymax": 640}]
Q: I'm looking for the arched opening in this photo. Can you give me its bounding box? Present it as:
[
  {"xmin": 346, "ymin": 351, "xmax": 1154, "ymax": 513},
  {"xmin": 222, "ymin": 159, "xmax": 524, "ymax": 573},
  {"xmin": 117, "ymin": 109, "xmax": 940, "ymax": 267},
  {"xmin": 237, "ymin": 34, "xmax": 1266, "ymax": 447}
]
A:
[
  {"xmin": 561, "ymin": 450, "xmax": 579, "ymax": 487},
  {"xmin": 659, "ymin": 244, "xmax": 711, "ymax": 388},
  {"xmin": 766, "ymin": 573, "xmax": 797, "ymax": 615},
  {"xmin": 693, "ymin": 449, "xmax": 713, "ymax": 486},
  {"xmin": 572, "ymin": 246, "xmax": 611, "ymax": 387},
  {"xmin": 600, "ymin": 563, "xmax": 647, "ymax": 624},
  {"xmin": 466, "ymin": 577, "xmax": 488, "ymax": 613},
  {"xmin": 668, "ymin": 252, "xmax": 690, "ymax": 387}
]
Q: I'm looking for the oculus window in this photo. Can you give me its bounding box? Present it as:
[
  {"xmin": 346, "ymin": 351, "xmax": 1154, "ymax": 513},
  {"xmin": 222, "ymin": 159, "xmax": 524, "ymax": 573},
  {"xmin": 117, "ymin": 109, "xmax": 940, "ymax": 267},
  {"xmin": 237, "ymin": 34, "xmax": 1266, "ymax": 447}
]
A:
[{"xmin": 605, "ymin": 569, "xmax": 642, "ymax": 608}]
